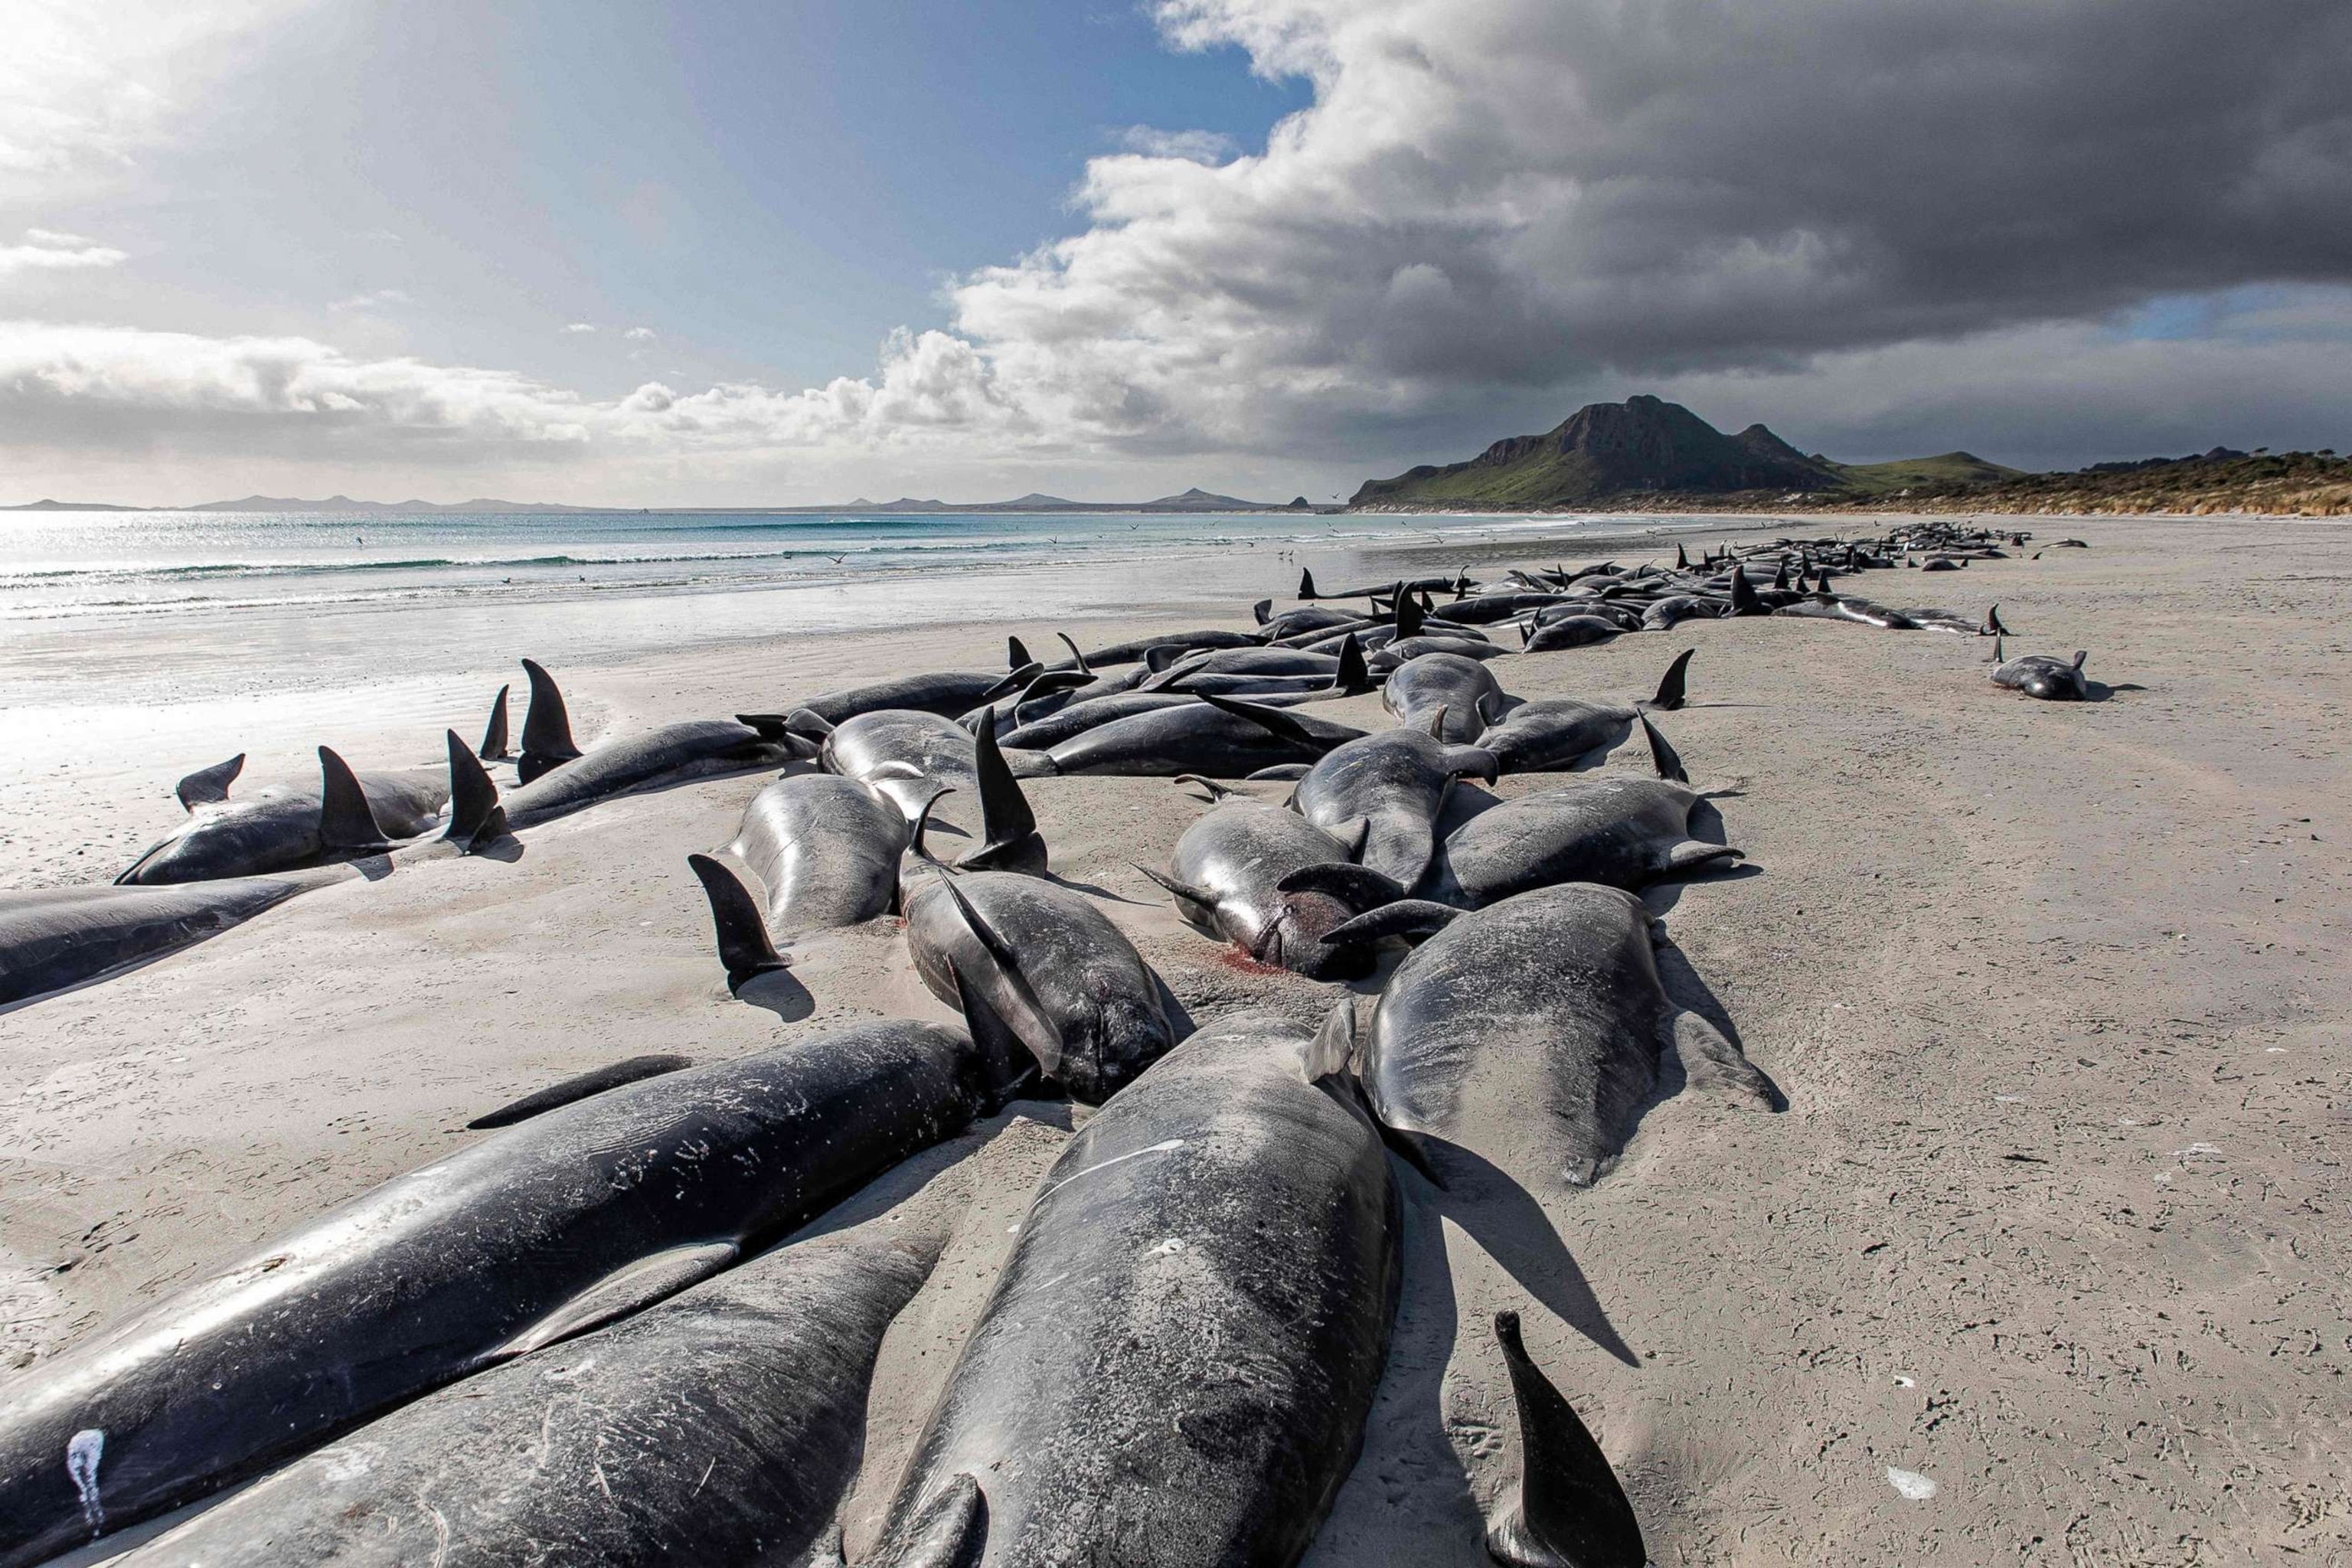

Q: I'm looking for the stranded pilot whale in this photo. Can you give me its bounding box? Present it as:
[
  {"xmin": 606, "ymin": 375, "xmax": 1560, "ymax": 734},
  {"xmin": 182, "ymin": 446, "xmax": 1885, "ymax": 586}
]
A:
[
  {"xmin": 0, "ymin": 1017, "xmax": 1024, "ymax": 1566},
  {"xmin": 116, "ymin": 747, "xmax": 448, "ymax": 885},
  {"xmin": 1292, "ymin": 720, "xmax": 1499, "ymax": 888},
  {"xmin": 1991, "ymin": 639, "xmax": 2092, "ymax": 701},
  {"xmin": 901, "ymin": 865, "xmax": 1176, "ymax": 1102},
  {"xmin": 1474, "ymin": 650, "xmax": 1693, "ymax": 773},
  {"xmin": 111, "ymin": 1214, "xmax": 946, "ymax": 1568},
  {"xmin": 1047, "ymin": 693, "xmax": 1366, "ymax": 777},
  {"xmin": 498, "ymin": 660, "xmax": 807, "ymax": 826},
  {"xmin": 1139, "ymin": 782, "xmax": 1403, "ymax": 980},
  {"xmin": 867, "ymin": 1008, "xmax": 1397, "ymax": 1568},
  {"xmin": 1329, "ymin": 882, "xmax": 1772, "ymax": 1191}
]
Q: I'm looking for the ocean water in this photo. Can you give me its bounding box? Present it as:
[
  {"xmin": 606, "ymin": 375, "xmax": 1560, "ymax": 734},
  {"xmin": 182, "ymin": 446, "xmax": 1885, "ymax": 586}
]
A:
[{"xmin": 0, "ymin": 507, "xmax": 1726, "ymax": 707}]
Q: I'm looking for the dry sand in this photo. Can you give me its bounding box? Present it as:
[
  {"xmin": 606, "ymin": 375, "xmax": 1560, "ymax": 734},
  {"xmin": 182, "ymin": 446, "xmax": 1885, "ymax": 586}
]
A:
[{"xmin": 2, "ymin": 512, "xmax": 2347, "ymax": 1564}]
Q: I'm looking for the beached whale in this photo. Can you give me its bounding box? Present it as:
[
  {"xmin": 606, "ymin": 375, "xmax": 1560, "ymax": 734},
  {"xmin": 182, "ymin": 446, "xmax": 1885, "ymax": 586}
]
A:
[
  {"xmin": 1048, "ymin": 693, "xmax": 1366, "ymax": 777},
  {"xmin": 1429, "ymin": 724, "xmax": 1740, "ymax": 903},
  {"xmin": 0, "ymin": 1018, "xmax": 1022, "ymax": 1566},
  {"xmin": 1991, "ymin": 640, "xmax": 2092, "ymax": 700},
  {"xmin": 116, "ymin": 747, "xmax": 447, "ymax": 885},
  {"xmin": 1330, "ymin": 883, "xmax": 1772, "ymax": 1192},
  {"xmin": 814, "ymin": 707, "xmax": 1052, "ymax": 823},
  {"xmin": 1475, "ymin": 651, "xmax": 1691, "ymax": 773},
  {"xmin": 1292, "ymin": 722, "xmax": 1500, "ymax": 888},
  {"xmin": 902, "ymin": 866, "xmax": 1175, "ymax": 1102},
  {"xmin": 110, "ymin": 1212, "xmax": 942, "ymax": 1568},
  {"xmin": 1522, "ymin": 612, "xmax": 1623, "ymax": 652},
  {"xmin": 867, "ymin": 1008, "xmax": 1397, "ymax": 1568},
  {"xmin": 0, "ymin": 877, "xmax": 301, "ymax": 1009},
  {"xmin": 725, "ymin": 772, "xmax": 913, "ymax": 936},
  {"xmin": 498, "ymin": 661, "xmax": 805, "ymax": 825},
  {"xmin": 782, "ymin": 661, "xmax": 1038, "ymax": 727},
  {"xmin": 1383, "ymin": 652, "xmax": 1508, "ymax": 743},
  {"xmin": 1140, "ymin": 786, "xmax": 1402, "ymax": 979}
]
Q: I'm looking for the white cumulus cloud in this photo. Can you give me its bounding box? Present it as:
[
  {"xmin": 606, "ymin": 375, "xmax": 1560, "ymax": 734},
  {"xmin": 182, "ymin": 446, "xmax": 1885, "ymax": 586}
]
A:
[{"xmin": 0, "ymin": 229, "xmax": 127, "ymax": 276}]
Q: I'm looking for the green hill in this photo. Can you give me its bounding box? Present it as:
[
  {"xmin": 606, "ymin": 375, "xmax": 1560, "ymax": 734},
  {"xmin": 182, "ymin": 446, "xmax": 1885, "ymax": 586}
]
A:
[{"xmin": 1831, "ymin": 452, "xmax": 2024, "ymax": 495}]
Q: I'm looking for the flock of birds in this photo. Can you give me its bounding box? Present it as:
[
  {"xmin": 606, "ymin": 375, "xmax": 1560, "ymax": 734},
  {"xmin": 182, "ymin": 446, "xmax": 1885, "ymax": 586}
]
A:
[{"xmin": 0, "ymin": 519, "xmax": 2097, "ymax": 1567}]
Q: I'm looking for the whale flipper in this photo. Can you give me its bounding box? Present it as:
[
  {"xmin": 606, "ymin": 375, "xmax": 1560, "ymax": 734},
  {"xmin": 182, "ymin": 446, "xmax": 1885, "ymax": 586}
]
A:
[
  {"xmin": 687, "ymin": 852, "xmax": 790, "ymax": 991},
  {"xmin": 491, "ymin": 1240, "xmax": 740, "ymax": 1361},
  {"xmin": 317, "ymin": 746, "xmax": 389, "ymax": 853},
  {"xmin": 518, "ymin": 658, "xmax": 583, "ymax": 783},
  {"xmin": 444, "ymin": 730, "xmax": 509, "ymax": 851},
  {"xmin": 478, "ymin": 683, "xmax": 511, "ymax": 760},
  {"xmin": 1274, "ymin": 861, "xmax": 1406, "ymax": 909},
  {"xmin": 1322, "ymin": 898, "xmax": 1462, "ymax": 948},
  {"xmin": 871, "ymin": 1473, "xmax": 988, "ymax": 1568},
  {"xmin": 466, "ymin": 1054, "xmax": 696, "ymax": 1129},
  {"xmin": 175, "ymin": 754, "xmax": 244, "ymax": 810},
  {"xmin": 1487, "ymin": 1309, "xmax": 1647, "ymax": 1568}
]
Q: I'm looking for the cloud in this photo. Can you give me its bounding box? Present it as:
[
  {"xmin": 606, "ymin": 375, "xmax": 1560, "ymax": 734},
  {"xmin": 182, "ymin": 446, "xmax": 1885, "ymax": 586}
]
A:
[
  {"xmin": 327, "ymin": 288, "xmax": 411, "ymax": 312},
  {"xmin": 0, "ymin": 2, "xmax": 313, "ymax": 185},
  {"xmin": 0, "ymin": 320, "xmax": 1026, "ymax": 466},
  {"xmin": 913, "ymin": 0, "xmax": 2352, "ymax": 462},
  {"xmin": 561, "ymin": 322, "xmax": 597, "ymax": 334},
  {"xmin": 1116, "ymin": 126, "xmax": 1238, "ymax": 165},
  {"xmin": 623, "ymin": 326, "xmax": 655, "ymax": 341},
  {"xmin": 0, "ymin": 229, "xmax": 126, "ymax": 276}
]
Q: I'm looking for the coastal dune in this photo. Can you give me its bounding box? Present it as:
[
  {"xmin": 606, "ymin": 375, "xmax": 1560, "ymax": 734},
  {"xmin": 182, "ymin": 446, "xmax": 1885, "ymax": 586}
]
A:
[{"xmin": 2, "ymin": 513, "xmax": 2347, "ymax": 1563}]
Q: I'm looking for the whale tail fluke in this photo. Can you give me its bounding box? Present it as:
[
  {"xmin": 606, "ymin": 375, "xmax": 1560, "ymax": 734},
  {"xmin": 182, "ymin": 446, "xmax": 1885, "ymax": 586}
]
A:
[
  {"xmin": 957, "ymin": 708, "xmax": 1047, "ymax": 875},
  {"xmin": 871, "ymin": 1473, "xmax": 988, "ymax": 1568},
  {"xmin": 1639, "ymin": 716, "xmax": 1688, "ymax": 785},
  {"xmin": 478, "ymin": 683, "xmax": 511, "ymax": 760},
  {"xmin": 1648, "ymin": 648, "xmax": 1693, "ymax": 713},
  {"xmin": 317, "ymin": 746, "xmax": 390, "ymax": 853},
  {"xmin": 444, "ymin": 730, "xmax": 509, "ymax": 851},
  {"xmin": 1486, "ymin": 1310, "xmax": 1648, "ymax": 1568},
  {"xmin": 518, "ymin": 658, "xmax": 583, "ymax": 784},
  {"xmin": 686, "ymin": 852, "xmax": 789, "ymax": 991},
  {"xmin": 175, "ymin": 753, "xmax": 244, "ymax": 810}
]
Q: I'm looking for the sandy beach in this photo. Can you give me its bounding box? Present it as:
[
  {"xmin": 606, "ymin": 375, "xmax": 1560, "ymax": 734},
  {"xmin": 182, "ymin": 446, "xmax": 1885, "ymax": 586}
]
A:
[{"xmin": 4, "ymin": 511, "xmax": 2348, "ymax": 1564}]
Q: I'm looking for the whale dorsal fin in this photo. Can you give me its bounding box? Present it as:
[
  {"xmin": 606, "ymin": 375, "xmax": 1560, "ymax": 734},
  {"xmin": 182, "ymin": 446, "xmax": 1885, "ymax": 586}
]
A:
[
  {"xmin": 958, "ymin": 710, "xmax": 1046, "ymax": 875},
  {"xmin": 2073, "ymin": 649, "xmax": 2089, "ymax": 670},
  {"xmin": 1332, "ymin": 632, "xmax": 1368, "ymax": 693},
  {"xmin": 176, "ymin": 753, "xmax": 244, "ymax": 810},
  {"xmin": 686, "ymin": 852, "xmax": 789, "ymax": 991},
  {"xmin": 1007, "ymin": 635, "xmax": 1032, "ymax": 670},
  {"xmin": 946, "ymin": 958, "xmax": 1038, "ymax": 1106},
  {"xmin": 477, "ymin": 684, "xmax": 511, "ymax": 760},
  {"xmin": 1648, "ymin": 648, "xmax": 1693, "ymax": 712},
  {"xmin": 977, "ymin": 661, "xmax": 1044, "ymax": 704},
  {"xmin": 1394, "ymin": 587, "xmax": 1425, "ymax": 639},
  {"xmin": 444, "ymin": 729, "xmax": 509, "ymax": 851},
  {"xmin": 1056, "ymin": 632, "xmax": 1093, "ymax": 678},
  {"xmin": 1172, "ymin": 773, "xmax": 1233, "ymax": 802},
  {"xmin": 1728, "ymin": 565, "xmax": 1760, "ymax": 616},
  {"xmin": 467, "ymin": 1054, "xmax": 695, "ymax": 1129},
  {"xmin": 1982, "ymin": 603, "xmax": 2008, "ymax": 636},
  {"xmin": 518, "ymin": 658, "xmax": 583, "ymax": 783},
  {"xmin": 1252, "ymin": 597, "xmax": 1272, "ymax": 626},
  {"xmin": 871, "ymin": 1473, "xmax": 987, "ymax": 1568},
  {"xmin": 1639, "ymin": 716, "xmax": 1688, "ymax": 784},
  {"xmin": 908, "ymin": 786, "xmax": 956, "ymax": 864},
  {"xmin": 1487, "ymin": 1310, "xmax": 1646, "ymax": 1568},
  {"xmin": 1297, "ymin": 567, "xmax": 1318, "ymax": 599},
  {"xmin": 317, "ymin": 747, "xmax": 389, "ymax": 852}
]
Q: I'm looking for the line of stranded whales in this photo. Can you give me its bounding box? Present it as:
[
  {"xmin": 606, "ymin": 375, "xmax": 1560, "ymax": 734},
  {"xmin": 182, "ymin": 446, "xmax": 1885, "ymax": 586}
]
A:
[{"xmin": 1, "ymin": 518, "xmax": 2106, "ymax": 1566}]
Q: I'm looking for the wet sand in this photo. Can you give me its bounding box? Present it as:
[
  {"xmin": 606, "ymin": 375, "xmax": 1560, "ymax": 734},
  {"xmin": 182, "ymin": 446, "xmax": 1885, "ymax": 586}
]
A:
[{"xmin": 4, "ymin": 512, "xmax": 2348, "ymax": 1563}]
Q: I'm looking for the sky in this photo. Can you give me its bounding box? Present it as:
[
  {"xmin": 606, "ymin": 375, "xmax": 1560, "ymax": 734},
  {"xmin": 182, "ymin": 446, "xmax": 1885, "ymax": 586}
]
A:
[{"xmin": 2, "ymin": 0, "xmax": 2349, "ymax": 507}]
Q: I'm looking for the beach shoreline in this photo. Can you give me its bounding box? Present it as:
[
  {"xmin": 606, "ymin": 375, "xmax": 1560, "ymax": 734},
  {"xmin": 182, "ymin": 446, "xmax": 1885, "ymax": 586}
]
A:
[{"xmin": 4, "ymin": 511, "xmax": 2348, "ymax": 1562}]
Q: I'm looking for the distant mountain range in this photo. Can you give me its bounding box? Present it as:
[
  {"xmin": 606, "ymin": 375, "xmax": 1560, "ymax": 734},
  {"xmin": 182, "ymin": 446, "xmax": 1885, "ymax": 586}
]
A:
[
  {"xmin": 5, "ymin": 487, "xmax": 1309, "ymax": 515},
  {"xmin": 1348, "ymin": 394, "xmax": 2024, "ymax": 510}
]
